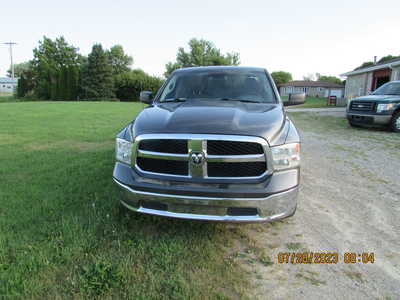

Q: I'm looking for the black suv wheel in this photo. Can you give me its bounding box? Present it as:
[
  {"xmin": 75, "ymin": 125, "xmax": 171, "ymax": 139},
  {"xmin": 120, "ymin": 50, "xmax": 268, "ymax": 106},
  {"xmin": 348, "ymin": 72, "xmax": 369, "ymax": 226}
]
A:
[{"xmin": 391, "ymin": 112, "xmax": 400, "ymax": 132}]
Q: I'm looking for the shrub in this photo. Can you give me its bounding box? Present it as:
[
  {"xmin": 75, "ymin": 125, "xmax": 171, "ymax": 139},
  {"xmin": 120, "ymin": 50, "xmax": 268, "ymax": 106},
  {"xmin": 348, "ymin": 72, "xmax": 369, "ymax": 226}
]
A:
[{"xmin": 114, "ymin": 69, "xmax": 164, "ymax": 101}]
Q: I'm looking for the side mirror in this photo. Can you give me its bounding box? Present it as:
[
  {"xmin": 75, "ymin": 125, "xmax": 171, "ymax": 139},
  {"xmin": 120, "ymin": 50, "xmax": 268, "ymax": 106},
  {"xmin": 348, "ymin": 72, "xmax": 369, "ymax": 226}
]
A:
[{"xmin": 140, "ymin": 91, "xmax": 153, "ymax": 104}]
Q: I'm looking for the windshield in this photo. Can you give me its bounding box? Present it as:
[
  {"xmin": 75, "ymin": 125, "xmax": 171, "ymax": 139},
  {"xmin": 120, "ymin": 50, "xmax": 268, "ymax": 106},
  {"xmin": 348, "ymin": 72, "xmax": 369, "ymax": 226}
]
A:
[
  {"xmin": 158, "ymin": 69, "xmax": 276, "ymax": 103},
  {"xmin": 372, "ymin": 82, "xmax": 400, "ymax": 95}
]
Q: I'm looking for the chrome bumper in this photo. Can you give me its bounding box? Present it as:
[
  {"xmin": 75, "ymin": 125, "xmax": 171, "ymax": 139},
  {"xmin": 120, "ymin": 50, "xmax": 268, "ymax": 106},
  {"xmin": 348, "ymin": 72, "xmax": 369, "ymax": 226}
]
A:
[{"xmin": 114, "ymin": 179, "xmax": 298, "ymax": 223}]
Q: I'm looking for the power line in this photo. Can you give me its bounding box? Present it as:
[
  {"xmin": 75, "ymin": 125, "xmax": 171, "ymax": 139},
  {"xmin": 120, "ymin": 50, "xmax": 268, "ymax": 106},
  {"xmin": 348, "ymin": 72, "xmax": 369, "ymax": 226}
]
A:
[{"xmin": 3, "ymin": 42, "xmax": 17, "ymax": 78}]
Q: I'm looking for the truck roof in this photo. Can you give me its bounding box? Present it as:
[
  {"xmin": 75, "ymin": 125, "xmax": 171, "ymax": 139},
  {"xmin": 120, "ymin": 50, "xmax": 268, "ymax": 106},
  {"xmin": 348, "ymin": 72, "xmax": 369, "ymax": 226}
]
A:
[{"xmin": 173, "ymin": 66, "xmax": 267, "ymax": 74}]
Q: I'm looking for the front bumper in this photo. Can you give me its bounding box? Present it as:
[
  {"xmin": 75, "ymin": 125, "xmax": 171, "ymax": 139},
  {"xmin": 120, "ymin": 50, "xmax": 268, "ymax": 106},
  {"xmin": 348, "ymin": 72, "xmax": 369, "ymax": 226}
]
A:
[
  {"xmin": 113, "ymin": 162, "xmax": 299, "ymax": 223},
  {"xmin": 347, "ymin": 112, "xmax": 392, "ymax": 126},
  {"xmin": 115, "ymin": 179, "xmax": 298, "ymax": 222}
]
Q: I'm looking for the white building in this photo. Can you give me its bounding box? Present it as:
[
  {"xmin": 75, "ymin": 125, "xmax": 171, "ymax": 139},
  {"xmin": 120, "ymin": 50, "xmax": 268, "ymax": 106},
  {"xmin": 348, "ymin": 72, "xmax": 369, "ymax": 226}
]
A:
[
  {"xmin": 278, "ymin": 81, "xmax": 345, "ymax": 98},
  {"xmin": 0, "ymin": 77, "xmax": 18, "ymax": 94}
]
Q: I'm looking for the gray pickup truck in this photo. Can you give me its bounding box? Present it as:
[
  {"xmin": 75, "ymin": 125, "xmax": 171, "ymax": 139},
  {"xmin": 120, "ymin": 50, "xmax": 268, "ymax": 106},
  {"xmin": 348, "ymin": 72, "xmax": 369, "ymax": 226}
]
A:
[
  {"xmin": 113, "ymin": 66, "xmax": 300, "ymax": 222},
  {"xmin": 347, "ymin": 81, "xmax": 400, "ymax": 132}
]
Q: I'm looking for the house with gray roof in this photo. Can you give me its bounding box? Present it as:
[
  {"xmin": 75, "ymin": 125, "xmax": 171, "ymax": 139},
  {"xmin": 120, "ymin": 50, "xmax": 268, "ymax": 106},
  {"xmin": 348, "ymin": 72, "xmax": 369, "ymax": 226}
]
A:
[
  {"xmin": 0, "ymin": 77, "xmax": 18, "ymax": 94},
  {"xmin": 341, "ymin": 57, "xmax": 400, "ymax": 99}
]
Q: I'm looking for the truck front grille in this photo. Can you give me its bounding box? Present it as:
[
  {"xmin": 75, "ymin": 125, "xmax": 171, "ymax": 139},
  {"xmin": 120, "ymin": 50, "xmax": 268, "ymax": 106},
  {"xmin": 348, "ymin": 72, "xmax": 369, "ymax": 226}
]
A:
[
  {"xmin": 350, "ymin": 101, "xmax": 375, "ymax": 112},
  {"xmin": 136, "ymin": 157, "xmax": 188, "ymax": 175},
  {"xmin": 207, "ymin": 162, "xmax": 266, "ymax": 177},
  {"xmin": 207, "ymin": 140, "xmax": 263, "ymax": 155},
  {"xmin": 139, "ymin": 139, "xmax": 188, "ymax": 154},
  {"xmin": 134, "ymin": 134, "xmax": 270, "ymax": 179}
]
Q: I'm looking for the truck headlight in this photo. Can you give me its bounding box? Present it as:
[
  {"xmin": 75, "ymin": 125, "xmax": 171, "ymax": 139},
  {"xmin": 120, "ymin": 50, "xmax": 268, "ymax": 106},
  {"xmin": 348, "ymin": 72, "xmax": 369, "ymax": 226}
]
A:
[
  {"xmin": 376, "ymin": 103, "xmax": 394, "ymax": 113},
  {"xmin": 116, "ymin": 138, "xmax": 133, "ymax": 164},
  {"xmin": 271, "ymin": 143, "xmax": 300, "ymax": 171}
]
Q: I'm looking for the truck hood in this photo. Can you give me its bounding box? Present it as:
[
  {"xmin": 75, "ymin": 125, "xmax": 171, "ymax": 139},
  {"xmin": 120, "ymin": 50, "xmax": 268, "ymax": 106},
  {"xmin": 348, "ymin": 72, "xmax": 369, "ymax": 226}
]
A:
[
  {"xmin": 132, "ymin": 99, "xmax": 286, "ymax": 144},
  {"xmin": 354, "ymin": 95, "xmax": 400, "ymax": 102}
]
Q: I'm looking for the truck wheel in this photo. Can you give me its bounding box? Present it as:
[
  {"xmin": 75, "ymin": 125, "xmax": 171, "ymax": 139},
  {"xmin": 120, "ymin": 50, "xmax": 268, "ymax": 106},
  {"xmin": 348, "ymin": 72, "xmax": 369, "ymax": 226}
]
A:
[
  {"xmin": 390, "ymin": 112, "xmax": 400, "ymax": 132},
  {"xmin": 348, "ymin": 121, "xmax": 359, "ymax": 128}
]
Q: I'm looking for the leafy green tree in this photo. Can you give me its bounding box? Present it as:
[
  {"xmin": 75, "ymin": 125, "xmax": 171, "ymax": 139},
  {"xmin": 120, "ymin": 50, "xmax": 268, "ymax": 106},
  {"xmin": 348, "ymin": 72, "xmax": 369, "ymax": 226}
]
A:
[
  {"xmin": 271, "ymin": 71, "xmax": 293, "ymax": 85},
  {"xmin": 165, "ymin": 38, "xmax": 240, "ymax": 76},
  {"xmin": 7, "ymin": 61, "xmax": 31, "ymax": 78},
  {"xmin": 80, "ymin": 44, "xmax": 115, "ymax": 100},
  {"xmin": 300, "ymin": 73, "xmax": 343, "ymax": 85},
  {"xmin": 354, "ymin": 55, "xmax": 399, "ymax": 71},
  {"xmin": 317, "ymin": 75, "xmax": 343, "ymax": 85},
  {"xmin": 378, "ymin": 55, "xmax": 398, "ymax": 63},
  {"xmin": 55, "ymin": 70, "xmax": 66, "ymax": 100},
  {"xmin": 51, "ymin": 71, "xmax": 58, "ymax": 100},
  {"xmin": 32, "ymin": 36, "xmax": 82, "ymax": 99},
  {"xmin": 354, "ymin": 61, "xmax": 374, "ymax": 70},
  {"xmin": 67, "ymin": 66, "xmax": 79, "ymax": 100},
  {"xmin": 15, "ymin": 61, "xmax": 35, "ymax": 97},
  {"xmin": 17, "ymin": 74, "xmax": 28, "ymax": 97},
  {"xmin": 107, "ymin": 45, "xmax": 133, "ymax": 76}
]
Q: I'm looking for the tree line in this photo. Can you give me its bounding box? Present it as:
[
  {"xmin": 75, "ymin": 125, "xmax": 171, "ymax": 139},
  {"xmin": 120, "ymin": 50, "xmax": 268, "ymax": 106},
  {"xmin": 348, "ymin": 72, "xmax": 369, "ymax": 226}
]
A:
[
  {"xmin": 15, "ymin": 36, "xmax": 164, "ymax": 101},
  {"xmin": 13, "ymin": 36, "xmax": 346, "ymax": 100},
  {"xmin": 354, "ymin": 54, "xmax": 400, "ymax": 70},
  {"xmin": 301, "ymin": 73, "xmax": 344, "ymax": 85},
  {"xmin": 14, "ymin": 37, "xmax": 244, "ymax": 101}
]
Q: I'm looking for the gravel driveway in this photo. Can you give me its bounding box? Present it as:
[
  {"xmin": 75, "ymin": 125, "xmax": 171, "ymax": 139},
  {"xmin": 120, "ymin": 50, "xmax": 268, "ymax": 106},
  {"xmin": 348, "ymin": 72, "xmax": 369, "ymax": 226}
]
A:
[{"xmin": 232, "ymin": 110, "xmax": 400, "ymax": 300}]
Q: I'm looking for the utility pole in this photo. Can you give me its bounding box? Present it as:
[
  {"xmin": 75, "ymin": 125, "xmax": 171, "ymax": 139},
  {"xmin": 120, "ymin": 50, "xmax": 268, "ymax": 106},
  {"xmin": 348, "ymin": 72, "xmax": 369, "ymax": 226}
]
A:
[{"xmin": 4, "ymin": 42, "xmax": 17, "ymax": 78}]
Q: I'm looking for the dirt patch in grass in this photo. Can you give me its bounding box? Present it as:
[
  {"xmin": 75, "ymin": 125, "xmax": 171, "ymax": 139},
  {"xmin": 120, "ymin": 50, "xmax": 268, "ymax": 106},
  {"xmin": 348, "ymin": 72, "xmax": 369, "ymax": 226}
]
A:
[
  {"xmin": 24, "ymin": 140, "xmax": 113, "ymax": 152},
  {"xmin": 0, "ymin": 133, "xmax": 16, "ymax": 145}
]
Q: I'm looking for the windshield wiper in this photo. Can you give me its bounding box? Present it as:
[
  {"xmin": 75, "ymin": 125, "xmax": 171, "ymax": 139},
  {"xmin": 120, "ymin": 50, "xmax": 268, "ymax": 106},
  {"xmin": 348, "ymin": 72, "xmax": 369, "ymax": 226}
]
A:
[
  {"xmin": 162, "ymin": 97, "xmax": 187, "ymax": 102},
  {"xmin": 219, "ymin": 98, "xmax": 261, "ymax": 103}
]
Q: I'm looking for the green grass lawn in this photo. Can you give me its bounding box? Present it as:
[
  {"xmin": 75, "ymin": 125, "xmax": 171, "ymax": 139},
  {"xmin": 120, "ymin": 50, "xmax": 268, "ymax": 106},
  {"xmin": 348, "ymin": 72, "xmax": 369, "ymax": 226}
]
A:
[
  {"xmin": 0, "ymin": 102, "xmax": 247, "ymax": 299},
  {"xmin": 0, "ymin": 96, "xmax": 19, "ymax": 103}
]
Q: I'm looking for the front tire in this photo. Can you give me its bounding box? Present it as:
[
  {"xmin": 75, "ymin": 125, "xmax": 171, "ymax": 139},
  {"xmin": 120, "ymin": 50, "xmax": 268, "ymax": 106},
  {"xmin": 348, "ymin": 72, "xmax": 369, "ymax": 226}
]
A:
[
  {"xmin": 390, "ymin": 112, "xmax": 400, "ymax": 132},
  {"xmin": 348, "ymin": 120, "xmax": 360, "ymax": 128}
]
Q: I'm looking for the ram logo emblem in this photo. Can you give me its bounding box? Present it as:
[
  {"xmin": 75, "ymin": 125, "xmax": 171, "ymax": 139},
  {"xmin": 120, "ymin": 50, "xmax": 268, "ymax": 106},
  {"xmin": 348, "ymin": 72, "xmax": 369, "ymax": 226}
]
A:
[{"xmin": 190, "ymin": 152, "xmax": 205, "ymax": 165}]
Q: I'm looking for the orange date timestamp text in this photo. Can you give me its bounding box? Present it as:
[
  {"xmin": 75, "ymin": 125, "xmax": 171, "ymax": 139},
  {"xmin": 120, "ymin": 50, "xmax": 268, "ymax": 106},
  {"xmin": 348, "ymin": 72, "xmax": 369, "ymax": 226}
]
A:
[{"xmin": 277, "ymin": 252, "xmax": 375, "ymax": 264}]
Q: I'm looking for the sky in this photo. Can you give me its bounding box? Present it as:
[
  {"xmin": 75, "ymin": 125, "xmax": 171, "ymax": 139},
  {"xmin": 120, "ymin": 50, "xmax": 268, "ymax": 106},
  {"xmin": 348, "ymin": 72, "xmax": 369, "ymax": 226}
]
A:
[{"xmin": 1, "ymin": 0, "xmax": 399, "ymax": 79}]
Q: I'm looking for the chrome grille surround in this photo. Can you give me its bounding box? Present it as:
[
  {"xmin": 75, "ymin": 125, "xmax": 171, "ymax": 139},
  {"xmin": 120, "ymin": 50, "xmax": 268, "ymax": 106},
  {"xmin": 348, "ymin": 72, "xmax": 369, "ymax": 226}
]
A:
[{"xmin": 133, "ymin": 134, "xmax": 273, "ymax": 180}]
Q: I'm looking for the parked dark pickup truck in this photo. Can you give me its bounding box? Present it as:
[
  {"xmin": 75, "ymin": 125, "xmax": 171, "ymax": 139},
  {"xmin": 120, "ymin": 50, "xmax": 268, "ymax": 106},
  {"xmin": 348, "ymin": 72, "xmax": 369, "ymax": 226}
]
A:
[
  {"xmin": 113, "ymin": 66, "xmax": 300, "ymax": 222},
  {"xmin": 347, "ymin": 81, "xmax": 400, "ymax": 132}
]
